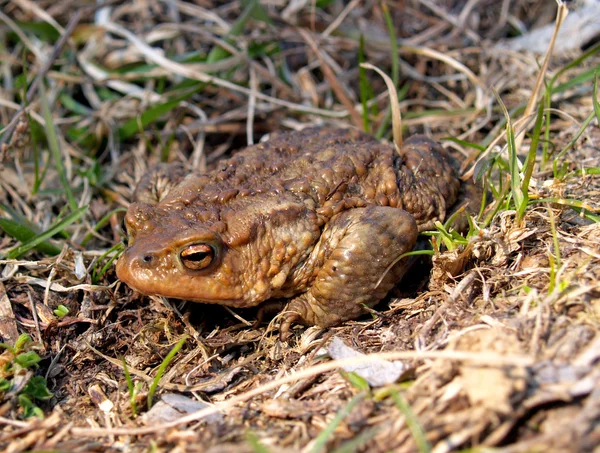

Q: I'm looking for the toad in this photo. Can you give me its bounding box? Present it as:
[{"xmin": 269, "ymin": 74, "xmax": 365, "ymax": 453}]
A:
[{"xmin": 116, "ymin": 128, "xmax": 479, "ymax": 330}]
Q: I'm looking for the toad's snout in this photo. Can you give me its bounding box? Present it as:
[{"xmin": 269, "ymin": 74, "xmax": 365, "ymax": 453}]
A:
[{"xmin": 115, "ymin": 245, "xmax": 168, "ymax": 295}]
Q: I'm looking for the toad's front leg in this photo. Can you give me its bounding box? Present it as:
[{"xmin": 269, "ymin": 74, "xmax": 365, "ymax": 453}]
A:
[{"xmin": 281, "ymin": 206, "xmax": 418, "ymax": 331}]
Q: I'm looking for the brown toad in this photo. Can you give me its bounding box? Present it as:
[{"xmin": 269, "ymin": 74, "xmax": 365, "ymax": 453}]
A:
[{"xmin": 116, "ymin": 128, "xmax": 478, "ymax": 330}]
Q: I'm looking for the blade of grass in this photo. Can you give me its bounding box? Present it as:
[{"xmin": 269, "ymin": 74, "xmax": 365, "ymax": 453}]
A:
[
  {"xmin": 309, "ymin": 392, "xmax": 366, "ymax": 453},
  {"xmin": 570, "ymin": 209, "xmax": 600, "ymax": 223},
  {"xmin": 546, "ymin": 205, "xmax": 561, "ymax": 294},
  {"xmin": 542, "ymin": 79, "xmax": 553, "ymax": 165},
  {"xmin": 374, "ymin": 83, "xmax": 410, "ymax": 140},
  {"xmin": 147, "ymin": 335, "xmax": 188, "ymax": 410},
  {"xmin": 381, "ymin": 2, "xmax": 399, "ymax": 86},
  {"xmin": 388, "ymin": 389, "xmax": 431, "ymax": 453},
  {"xmin": 206, "ymin": 0, "xmax": 269, "ymax": 63},
  {"xmin": 361, "ymin": 63, "xmax": 402, "ymax": 151},
  {"xmin": 122, "ymin": 358, "xmax": 138, "ymax": 417},
  {"xmin": 245, "ymin": 431, "xmax": 272, "ymax": 453},
  {"xmin": 331, "ymin": 427, "xmax": 380, "ymax": 453},
  {"xmin": 0, "ymin": 218, "xmax": 62, "ymax": 256},
  {"xmin": 521, "ymin": 101, "xmax": 545, "ymax": 195},
  {"xmin": 552, "ymin": 65, "xmax": 600, "ymax": 94},
  {"xmin": 59, "ymin": 93, "xmax": 93, "ymax": 115},
  {"xmin": 530, "ymin": 197, "xmax": 599, "ymax": 213},
  {"xmin": 118, "ymin": 96, "xmax": 189, "ymax": 141},
  {"xmin": 1, "ymin": 202, "xmax": 40, "ymax": 232},
  {"xmin": 91, "ymin": 242, "xmax": 125, "ymax": 284},
  {"xmin": 5, "ymin": 206, "xmax": 87, "ymax": 259},
  {"xmin": 80, "ymin": 209, "xmax": 127, "ymax": 247},
  {"xmin": 441, "ymin": 136, "xmax": 486, "ymax": 152},
  {"xmin": 550, "ymin": 42, "xmax": 600, "ymax": 88},
  {"xmin": 358, "ymin": 34, "xmax": 372, "ymax": 132},
  {"xmin": 39, "ymin": 82, "xmax": 77, "ymax": 211},
  {"xmin": 18, "ymin": 49, "xmax": 45, "ymax": 195},
  {"xmin": 371, "ymin": 1, "xmax": 402, "ymax": 139},
  {"xmin": 541, "ymin": 30, "xmax": 599, "ymax": 166},
  {"xmin": 594, "ymin": 71, "xmax": 600, "ymax": 126},
  {"xmin": 553, "ymin": 109, "xmax": 596, "ymax": 178},
  {"xmin": 493, "ymin": 90, "xmax": 526, "ymax": 221},
  {"xmin": 339, "ymin": 370, "xmax": 370, "ymax": 392},
  {"xmin": 572, "ymin": 167, "xmax": 600, "ymax": 176},
  {"xmin": 375, "ymin": 248, "xmax": 434, "ymax": 288}
]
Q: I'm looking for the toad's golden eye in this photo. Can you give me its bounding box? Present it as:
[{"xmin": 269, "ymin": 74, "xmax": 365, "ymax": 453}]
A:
[{"xmin": 180, "ymin": 244, "xmax": 215, "ymax": 271}]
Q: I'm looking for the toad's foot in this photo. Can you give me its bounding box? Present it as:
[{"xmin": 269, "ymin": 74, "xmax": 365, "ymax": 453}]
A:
[{"xmin": 280, "ymin": 205, "xmax": 418, "ymax": 334}]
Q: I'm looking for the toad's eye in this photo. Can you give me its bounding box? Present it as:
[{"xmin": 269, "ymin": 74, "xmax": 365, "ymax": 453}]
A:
[{"xmin": 180, "ymin": 244, "xmax": 215, "ymax": 271}]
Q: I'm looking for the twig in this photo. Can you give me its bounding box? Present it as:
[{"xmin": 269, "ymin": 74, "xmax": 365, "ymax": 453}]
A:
[
  {"xmin": 299, "ymin": 28, "xmax": 364, "ymax": 130},
  {"xmin": 68, "ymin": 349, "xmax": 532, "ymax": 437},
  {"xmin": 102, "ymin": 21, "xmax": 350, "ymax": 118},
  {"xmin": 0, "ymin": 281, "xmax": 18, "ymax": 344},
  {"xmin": 514, "ymin": 1, "xmax": 569, "ymax": 152}
]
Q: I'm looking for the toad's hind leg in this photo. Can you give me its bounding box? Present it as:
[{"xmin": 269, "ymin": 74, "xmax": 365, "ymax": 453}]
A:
[{"xmin": 282, "ymin": 206, "xmax": 418, "ymax": 331}]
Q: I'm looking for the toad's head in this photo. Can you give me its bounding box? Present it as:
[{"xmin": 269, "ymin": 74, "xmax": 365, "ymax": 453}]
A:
[{"xmin": 116, "ymin": 196, "xmax": 320, "ymax": 308}]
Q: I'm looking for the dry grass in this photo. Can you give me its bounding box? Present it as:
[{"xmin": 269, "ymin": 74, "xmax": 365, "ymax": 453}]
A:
[{"xmin": 1, "ymin": 0, "xmax": 599, "ymax": 452}]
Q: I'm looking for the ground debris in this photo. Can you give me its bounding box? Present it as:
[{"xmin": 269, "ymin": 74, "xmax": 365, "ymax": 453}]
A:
[{"xmin": 1, "ymin": 0, "xmax": 599, "ymax": 452}]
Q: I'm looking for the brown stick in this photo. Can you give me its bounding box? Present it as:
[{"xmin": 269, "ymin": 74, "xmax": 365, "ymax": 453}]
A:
[{"xmin": 298, "ymin": 28, "xmax": 364, "ymax": 130}]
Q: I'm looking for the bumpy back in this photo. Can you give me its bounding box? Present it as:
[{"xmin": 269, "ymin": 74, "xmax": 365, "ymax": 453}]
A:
[{"xmin": 395, "ymin": 135, "xmax": 462, "ymax": 231}]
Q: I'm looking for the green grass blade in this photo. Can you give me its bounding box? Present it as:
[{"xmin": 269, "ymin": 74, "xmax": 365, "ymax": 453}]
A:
[
  {"xmin": 531, "ymin": 197, "xmax": 599, "ymax": 212},
  {"xmin": 118, "ymin": 97, "xmax": 186, "ymax": 141},
  {"xmin": 441, "ymin": 137, "xmax": 486, "ymax": 152},
  {"xmin": 39, "ymin": 83, "xmax": 78, "ymax": 211},
  {"xmin": 122, "ymin": 358, "xmax": 138, "ymax": 417},
  {"xmin": 553, "ymin": 110, "xmax": 596, "ymax": 177},
  {"xmin": 14, "ymin": 20, "xmax": 60, "ymax": 41},
  {"xmin": 593, "ymin": 71, "xmax": 600, "ymax": 126},
  {"xmin": 358, "ymin": 34, "xmax": 372, "ymax": 132},
  {"xmin": 245, "ymin": 431, "xmax": 272, "ymax": 453},
  {"xmin": 546, "ymin": 206, "xmax": 561, "ymax": 278},
  {"xmin": 389, "ymin": 390, "xmax": 431, "ymax": 453},
  {"xmin": 542, "ymin": 83, "xmax": 552, "ymax": 165},
  {"xmin": 381, "ymin": 2, "xmax": 399, "ymax": 86},
  {"xmin": 92, "ymin": 242, "xmax": 124, "ymax": 284},
  {"xmin": 206, "ymin": 0, "xmax": 267, "ymax": 63},
  {"xmin": 0, "ymin": 218, "xmax": 62, "ymax": 256},
  {"xmin": 309, "ymin": 392, "xmax": 365, "ymax": 453},
  {"xmin": 530, "ymin": 197, "xmax": 600, "ymax": 222},
  {"xmin": 552, "ymin": 65, "xmax": 600, "ymax": 94},
  {"xmin": 548, "ymin": 42, "xmax": 600, "ymax": 92},
  {"xmin": 572, "ymin": 167, "xmax": 600, "ymax": 176},
  {"xmin": 59, "ymin": 93, "xmax": 93, "ymax": 115},
  {"xmin": 147, "ymin": 335, "xmax": 188, "ymax": 410},
  {"xmin": 18, "ymin": 51, "xmax": 45, "ymax": 195},
  {"xmin": 339, "ymin": 370, "xmax": 370, "ymax": 392},
  {"xmin": 331, "ymin": 427, "xmax": 380, "ymax": 453},
  {"xmin": 571, "ymin": 209, "xmax": 600, "ymax": 223},
  {"xmin": 80, "ymin": 208, "xmax": 127, "ymax": 247},
  {"xmin": 521, "ymin": 101, "xmax": 544, "ymax": 195},
  {"xmin": 507, "ymin": 119, "xmax": 525, "ymax": 220},
  {"xmin": 5, "ymin": 206, "xmax": 87, "ymax": 259},
  {"xmin": 494, "ymin": 89, "xmax": 525, "ymax": 221}
]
